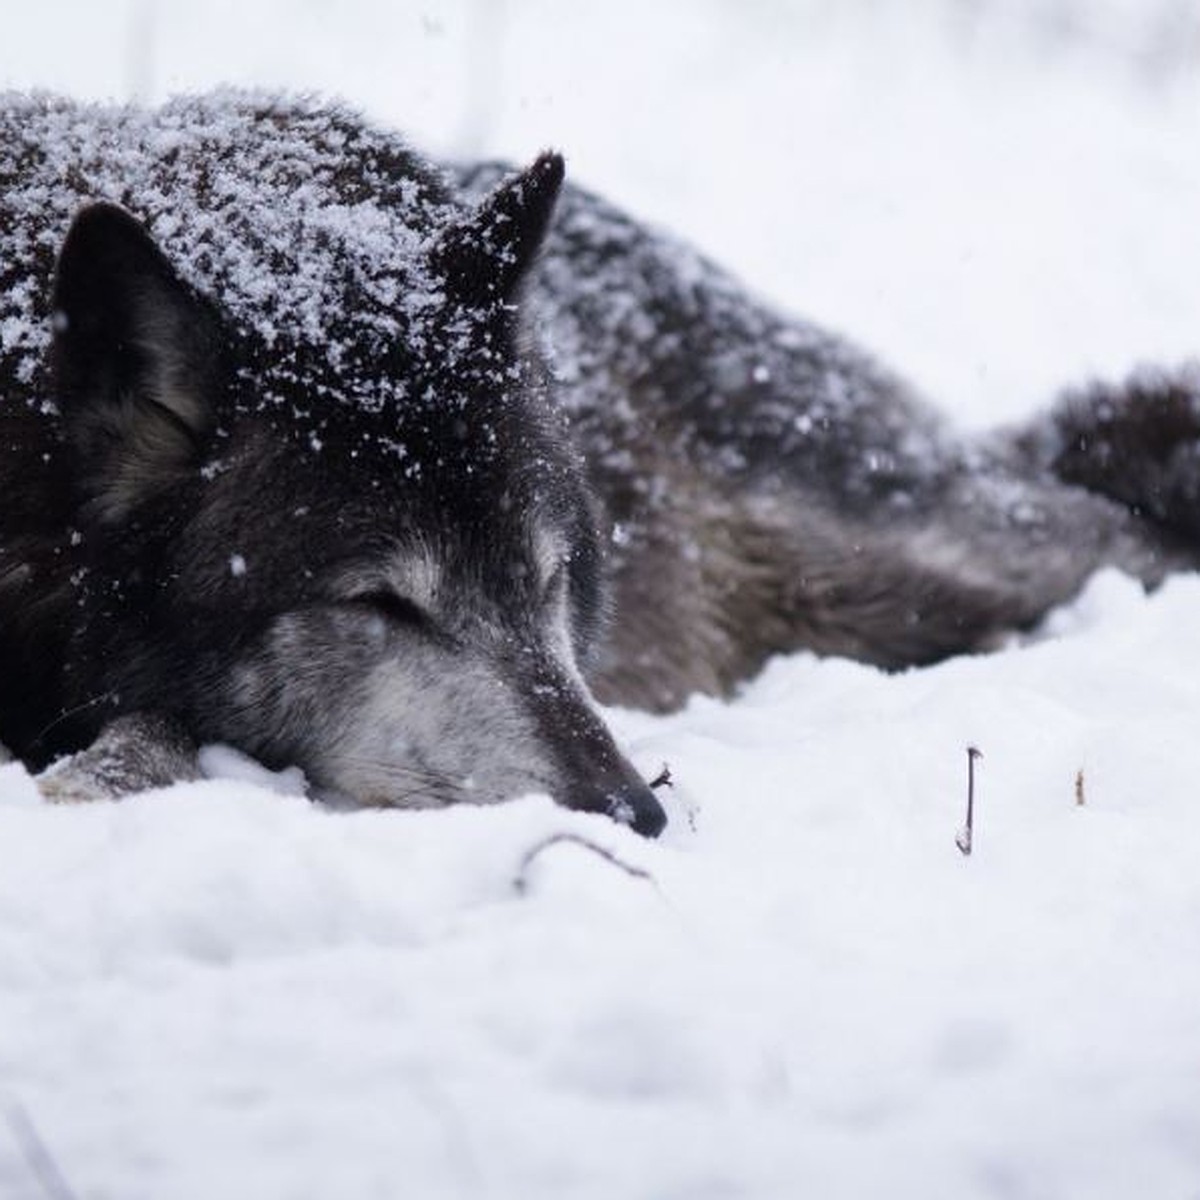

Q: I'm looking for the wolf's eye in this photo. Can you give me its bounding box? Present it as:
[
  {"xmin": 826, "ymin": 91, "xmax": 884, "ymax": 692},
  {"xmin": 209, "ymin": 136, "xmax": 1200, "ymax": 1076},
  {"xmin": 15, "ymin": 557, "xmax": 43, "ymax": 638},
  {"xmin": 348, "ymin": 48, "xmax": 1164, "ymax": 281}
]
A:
[{"xmin": 354, "ymin": 591, "xmax": 428, "ymax": 627}]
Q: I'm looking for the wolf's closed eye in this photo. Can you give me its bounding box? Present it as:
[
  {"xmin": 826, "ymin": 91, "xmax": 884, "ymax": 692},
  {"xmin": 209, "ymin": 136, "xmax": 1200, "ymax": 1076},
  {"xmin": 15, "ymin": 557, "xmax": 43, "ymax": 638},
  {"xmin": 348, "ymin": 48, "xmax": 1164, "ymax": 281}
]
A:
[{"xmin": 352, "ymin": 591, "xmax": 429, "ymax": 628}]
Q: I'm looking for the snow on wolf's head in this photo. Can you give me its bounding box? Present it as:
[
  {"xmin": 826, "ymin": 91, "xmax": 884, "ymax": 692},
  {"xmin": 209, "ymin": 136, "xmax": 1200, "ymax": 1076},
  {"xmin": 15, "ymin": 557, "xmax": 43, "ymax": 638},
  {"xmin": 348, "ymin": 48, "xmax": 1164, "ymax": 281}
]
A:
[{"xmin": 48, "ymin": 124, "xmax": 666, "ymax": 836}]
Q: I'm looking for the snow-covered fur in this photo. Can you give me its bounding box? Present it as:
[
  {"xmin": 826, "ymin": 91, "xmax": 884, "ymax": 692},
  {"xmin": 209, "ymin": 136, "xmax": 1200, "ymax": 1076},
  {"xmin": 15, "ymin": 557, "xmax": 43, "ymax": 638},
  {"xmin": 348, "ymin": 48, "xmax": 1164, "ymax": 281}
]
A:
[
  {"xmin": 0, "ymin": 92, "xmax": 663, "ymax": 834},
  {"xmin": 1, "ymin": 92, "xmax": 1197, "ymax": 833},
  {"xmin": 462, "ymin": 165, "xmax": 1200, "ymax": 712}
]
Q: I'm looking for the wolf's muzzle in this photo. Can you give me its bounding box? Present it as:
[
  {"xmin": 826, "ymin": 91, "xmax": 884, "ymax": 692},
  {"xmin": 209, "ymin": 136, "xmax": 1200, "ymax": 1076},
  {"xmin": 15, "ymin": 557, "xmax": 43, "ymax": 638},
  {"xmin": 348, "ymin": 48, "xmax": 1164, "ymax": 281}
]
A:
[{"xmin": 605, "ymin": 780, "xmax": 668, "ymax": 838}]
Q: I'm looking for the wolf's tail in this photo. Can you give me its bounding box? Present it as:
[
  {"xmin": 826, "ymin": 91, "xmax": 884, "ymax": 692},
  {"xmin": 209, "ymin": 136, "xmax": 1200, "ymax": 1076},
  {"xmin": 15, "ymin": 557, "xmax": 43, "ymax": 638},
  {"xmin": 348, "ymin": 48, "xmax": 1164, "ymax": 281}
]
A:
[{"xmin": 1029, "ymin": 363, "xmax": 1200, "ymax": 541}]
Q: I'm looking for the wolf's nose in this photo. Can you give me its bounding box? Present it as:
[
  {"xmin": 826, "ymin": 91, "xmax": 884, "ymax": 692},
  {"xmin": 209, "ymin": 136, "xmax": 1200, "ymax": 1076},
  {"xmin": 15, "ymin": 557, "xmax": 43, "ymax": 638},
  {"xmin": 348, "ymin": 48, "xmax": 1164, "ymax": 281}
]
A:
[{"xmin": 607, "ymin": 781, "xmax": 668, "ymax": 838}]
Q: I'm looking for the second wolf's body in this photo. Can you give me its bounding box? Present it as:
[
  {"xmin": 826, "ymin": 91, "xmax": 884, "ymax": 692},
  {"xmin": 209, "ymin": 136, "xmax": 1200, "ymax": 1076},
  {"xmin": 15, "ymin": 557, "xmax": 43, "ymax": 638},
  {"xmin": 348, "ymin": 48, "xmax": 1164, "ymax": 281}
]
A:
[{"xmin": 2, "ymin": 92, "xmax": 1198, "ymax": 833}]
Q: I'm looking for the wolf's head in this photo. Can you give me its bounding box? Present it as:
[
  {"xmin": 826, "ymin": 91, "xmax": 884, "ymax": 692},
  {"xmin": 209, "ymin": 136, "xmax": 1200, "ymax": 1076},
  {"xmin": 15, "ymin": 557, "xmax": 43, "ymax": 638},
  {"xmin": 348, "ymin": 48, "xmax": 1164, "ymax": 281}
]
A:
[{"xmin": 49, "ymin": 153, "xmax": 666, "ymax": 836}]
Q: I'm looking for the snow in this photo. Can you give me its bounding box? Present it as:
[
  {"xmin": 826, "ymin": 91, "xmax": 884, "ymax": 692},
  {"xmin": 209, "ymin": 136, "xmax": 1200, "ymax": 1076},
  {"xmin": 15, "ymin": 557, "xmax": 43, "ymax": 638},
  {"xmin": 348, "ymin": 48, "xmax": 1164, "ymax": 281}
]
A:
[{"xmin": 3, "ymin": 3, "xmax": 1200, "ymax": 1198}]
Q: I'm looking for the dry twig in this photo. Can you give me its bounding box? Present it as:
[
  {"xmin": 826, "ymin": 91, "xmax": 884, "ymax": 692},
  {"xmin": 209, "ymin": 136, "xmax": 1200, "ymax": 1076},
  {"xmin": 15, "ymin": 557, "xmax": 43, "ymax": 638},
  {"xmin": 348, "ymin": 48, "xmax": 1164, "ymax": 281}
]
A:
[
  {"xmin": 648, "ymin": 763, "xmax": 673, "ymax": 790},
  {"xmin": 956, "ymin": 745, "xmax": 983, "ymax": 857},
  {"xmin": 513, "ymin": 832, "xmax": 658, "ymax": 895}
]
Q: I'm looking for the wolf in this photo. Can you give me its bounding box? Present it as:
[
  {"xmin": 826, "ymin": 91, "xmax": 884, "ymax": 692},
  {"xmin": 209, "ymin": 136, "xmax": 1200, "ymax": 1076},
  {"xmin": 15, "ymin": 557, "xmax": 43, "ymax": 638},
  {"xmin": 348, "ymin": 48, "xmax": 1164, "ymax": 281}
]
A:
[{"xmin": 1, "ymin": 92, "xmax": 1197, "ymax": 837}]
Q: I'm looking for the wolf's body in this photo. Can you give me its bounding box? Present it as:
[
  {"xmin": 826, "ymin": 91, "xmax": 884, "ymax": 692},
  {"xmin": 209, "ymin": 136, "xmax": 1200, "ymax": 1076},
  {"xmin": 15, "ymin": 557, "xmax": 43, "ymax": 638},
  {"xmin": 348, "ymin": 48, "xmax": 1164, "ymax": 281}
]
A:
[
  {"xmin": 483, "ymin": 165, "xmax": 1200, "ymax": 711},
  {"xmin": 1, "ymin": 93, "xmax": 1197, "ymax": 834}
]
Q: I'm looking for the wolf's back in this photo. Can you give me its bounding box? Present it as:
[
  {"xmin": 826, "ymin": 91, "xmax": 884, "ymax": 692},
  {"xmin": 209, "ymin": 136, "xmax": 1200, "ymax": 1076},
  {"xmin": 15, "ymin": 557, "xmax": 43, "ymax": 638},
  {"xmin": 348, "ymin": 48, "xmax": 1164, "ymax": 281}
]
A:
[{"xmin": 456, "ymin": 162, "xmax": 961, "ymax": 514}]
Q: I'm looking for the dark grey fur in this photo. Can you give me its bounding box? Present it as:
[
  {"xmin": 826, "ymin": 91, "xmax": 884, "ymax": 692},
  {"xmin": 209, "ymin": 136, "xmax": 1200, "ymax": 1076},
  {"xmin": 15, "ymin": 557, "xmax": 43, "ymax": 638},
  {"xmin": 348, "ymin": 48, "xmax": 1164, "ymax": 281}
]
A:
[
  {"xmin": 463, "ymin": 166, "xmax": 1199, "ymax": 712},
  {"xmin": 1, "ymin": 93, "xmax": 1198, "ymax": 837}
]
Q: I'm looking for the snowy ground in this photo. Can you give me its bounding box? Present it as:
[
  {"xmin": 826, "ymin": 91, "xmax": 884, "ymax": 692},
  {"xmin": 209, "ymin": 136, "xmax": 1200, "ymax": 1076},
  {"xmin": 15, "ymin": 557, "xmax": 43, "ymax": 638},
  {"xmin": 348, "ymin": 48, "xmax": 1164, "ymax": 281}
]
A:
[{"xmin": 3, "ymin": 3, "xmax": 1200, "ymax": 1198}]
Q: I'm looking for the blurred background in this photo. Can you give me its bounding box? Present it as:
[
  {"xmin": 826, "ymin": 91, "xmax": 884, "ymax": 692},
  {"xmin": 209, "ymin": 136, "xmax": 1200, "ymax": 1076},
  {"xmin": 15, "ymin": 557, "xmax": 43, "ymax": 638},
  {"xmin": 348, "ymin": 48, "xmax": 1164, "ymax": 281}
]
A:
[{"xmin": 3, "ymin": 0, "xmax": 1199, "ymax": 426}]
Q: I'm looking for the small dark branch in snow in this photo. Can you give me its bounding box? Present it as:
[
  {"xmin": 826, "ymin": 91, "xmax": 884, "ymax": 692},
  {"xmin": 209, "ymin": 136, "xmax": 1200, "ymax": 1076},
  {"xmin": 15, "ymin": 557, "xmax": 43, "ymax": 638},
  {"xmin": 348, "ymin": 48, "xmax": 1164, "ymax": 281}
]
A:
[
  {"xmin": 5, "ymin": 1103, "xmax": 80, "ymax": 1200},
  {"xmin": 513, "ymin": 833, "xmax": 658, "ymax": 896},
  {"xmin": 1075, "ymin": 769, "xmax": 1086, "ymax": 807},
  {"xmin": 650, "ymin": 761, "xmax": 698, "ymax": 831},
  {"xmin": 956, "ymin": 745, "xmax": 983, "ymax": 857},
  {"xmin": 648, "ymin": 763, "xmax": 673, "ymax": 790}
]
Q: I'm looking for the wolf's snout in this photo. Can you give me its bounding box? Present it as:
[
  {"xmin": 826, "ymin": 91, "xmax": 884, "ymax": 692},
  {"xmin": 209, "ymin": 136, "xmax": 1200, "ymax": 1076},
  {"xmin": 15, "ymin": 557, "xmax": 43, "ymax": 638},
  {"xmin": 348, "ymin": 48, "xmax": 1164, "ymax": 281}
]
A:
[
  {"xmin": 583, "ymin": 779, "xmax": 666, "ymax": 838},
  {"xmin": 563, "ymin": 778, "xmax": 666, "ymax": 837},
  {"xmin": 610, "ymin": 781, "xmax": 668, "ymax": 838},
  {"xmin": 522, "ymin": 667, "xmax": 668, "ymax": 837}
]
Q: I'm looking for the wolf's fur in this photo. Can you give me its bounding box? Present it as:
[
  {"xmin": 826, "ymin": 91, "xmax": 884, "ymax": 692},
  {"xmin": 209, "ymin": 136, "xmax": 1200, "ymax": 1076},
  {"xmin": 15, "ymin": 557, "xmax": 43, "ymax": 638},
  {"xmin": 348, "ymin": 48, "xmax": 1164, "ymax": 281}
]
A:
[
  {"xmin": 461, "ymin": 164, "xmax": 1200, "ymax": 712},
  {"xmin": 1, "ymin": 93, "xmax": 1198, "ymax": 835}
]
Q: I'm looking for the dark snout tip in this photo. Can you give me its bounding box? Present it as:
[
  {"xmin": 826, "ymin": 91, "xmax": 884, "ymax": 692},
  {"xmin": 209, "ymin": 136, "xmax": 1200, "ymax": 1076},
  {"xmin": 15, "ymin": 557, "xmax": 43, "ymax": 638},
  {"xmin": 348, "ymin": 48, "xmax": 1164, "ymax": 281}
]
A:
[{"xmin": 608, "ymin": 783, "xmax": 668, "ymax": 839}]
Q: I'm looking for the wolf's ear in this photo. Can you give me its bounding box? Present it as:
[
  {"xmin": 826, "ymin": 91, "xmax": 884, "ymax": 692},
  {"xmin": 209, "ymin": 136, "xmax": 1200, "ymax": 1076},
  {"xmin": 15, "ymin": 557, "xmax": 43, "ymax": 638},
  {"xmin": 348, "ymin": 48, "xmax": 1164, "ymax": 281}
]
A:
[
  {"xmin": 52, "ymin": 203, "xmax": 223, "ymax": 521},
  {"xmin": 431, "ymin": 151, "xmax": 564, "ymax": 310}
]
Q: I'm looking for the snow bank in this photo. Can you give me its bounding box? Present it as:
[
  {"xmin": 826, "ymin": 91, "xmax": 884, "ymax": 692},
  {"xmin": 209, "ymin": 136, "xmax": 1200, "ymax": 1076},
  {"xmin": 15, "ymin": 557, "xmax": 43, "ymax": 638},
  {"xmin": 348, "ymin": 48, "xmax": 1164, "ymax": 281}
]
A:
[
  {"xmin": 2, "ymin": 3, "xmax": 1200, "ymax": 1197},
  {"xmin": 3, "ymin": 573, "xmax": 1200, "ymax": 1198}
]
